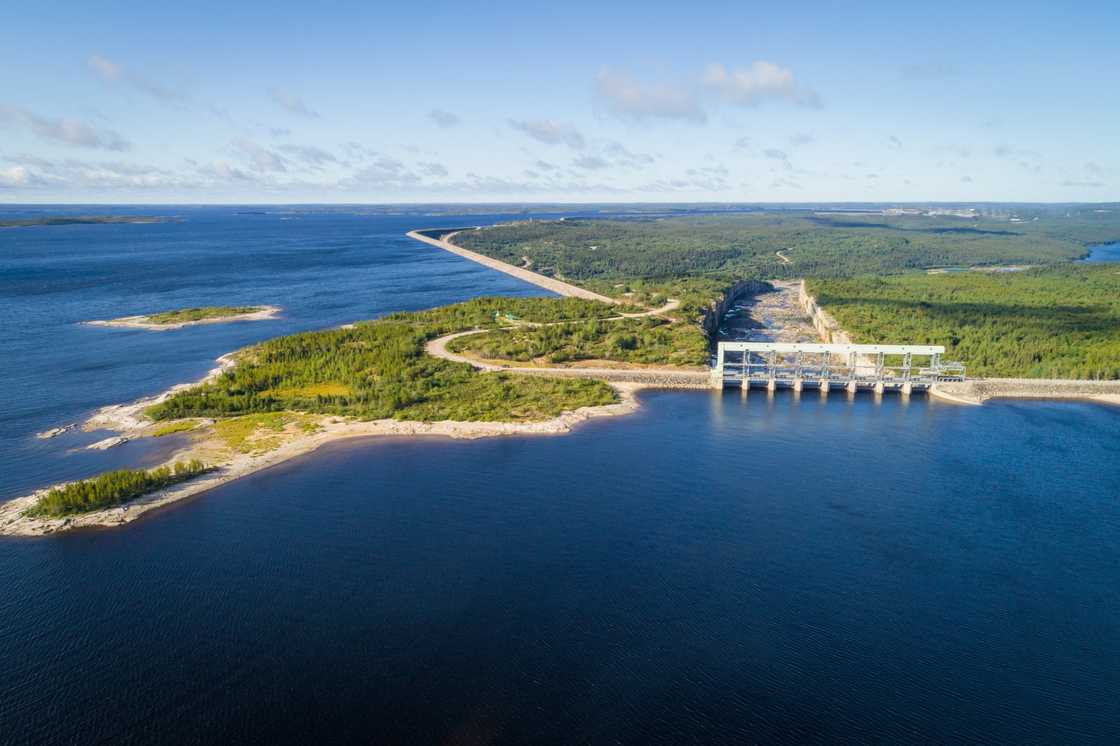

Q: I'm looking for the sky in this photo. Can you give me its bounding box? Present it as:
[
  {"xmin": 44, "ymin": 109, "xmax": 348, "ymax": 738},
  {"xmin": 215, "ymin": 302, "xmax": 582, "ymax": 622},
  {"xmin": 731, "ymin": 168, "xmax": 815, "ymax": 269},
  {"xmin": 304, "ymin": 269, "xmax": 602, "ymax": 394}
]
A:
[{"xmin": 1, "ymin": 0, "xmax": 1117, "ymax": 203}]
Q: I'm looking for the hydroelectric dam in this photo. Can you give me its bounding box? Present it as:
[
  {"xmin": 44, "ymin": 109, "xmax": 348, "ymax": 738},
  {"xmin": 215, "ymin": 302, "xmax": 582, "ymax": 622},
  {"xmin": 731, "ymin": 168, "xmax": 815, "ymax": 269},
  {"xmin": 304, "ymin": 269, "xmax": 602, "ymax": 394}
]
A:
[{"xmin": 713, "ymin": 342, "xmax": 966, "ymax": 394}]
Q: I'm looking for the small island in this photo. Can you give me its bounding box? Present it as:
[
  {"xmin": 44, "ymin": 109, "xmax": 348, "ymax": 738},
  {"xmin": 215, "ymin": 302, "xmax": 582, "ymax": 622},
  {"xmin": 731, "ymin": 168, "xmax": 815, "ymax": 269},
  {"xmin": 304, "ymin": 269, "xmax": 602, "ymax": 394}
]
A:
[{"xmin": 87, "ymin": 305, "xmax": 282, "ymax": 331}]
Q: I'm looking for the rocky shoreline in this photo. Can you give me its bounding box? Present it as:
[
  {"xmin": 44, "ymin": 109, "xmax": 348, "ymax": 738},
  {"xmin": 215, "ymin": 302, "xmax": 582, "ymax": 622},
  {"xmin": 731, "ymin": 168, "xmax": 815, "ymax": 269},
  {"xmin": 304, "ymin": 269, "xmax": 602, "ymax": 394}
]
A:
[{"xmin": 1, "ymin": 379, "xmax": 655, "ymax": 537}]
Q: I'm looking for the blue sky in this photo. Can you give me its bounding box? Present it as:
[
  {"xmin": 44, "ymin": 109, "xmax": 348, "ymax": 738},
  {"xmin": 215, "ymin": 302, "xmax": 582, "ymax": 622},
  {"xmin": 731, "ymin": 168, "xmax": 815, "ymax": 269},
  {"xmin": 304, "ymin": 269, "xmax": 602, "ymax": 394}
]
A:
[{"xmin": 1, "ymin": 0, "xmax": 1116, "ymax": 203}]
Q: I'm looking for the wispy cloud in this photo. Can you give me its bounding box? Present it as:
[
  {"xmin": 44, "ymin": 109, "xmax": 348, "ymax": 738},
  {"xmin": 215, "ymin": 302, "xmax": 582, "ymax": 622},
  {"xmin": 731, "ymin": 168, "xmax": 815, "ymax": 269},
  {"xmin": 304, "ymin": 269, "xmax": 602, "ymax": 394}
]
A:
[
  {"xmin": 232, "ymin": 137, "xmax": 289, "ymax": 172},
  {"xmin": 572, "ymin": 154, "xmax": 610, "ymax": 170},
  {"xmin": 428, "ymin": 109, "xmax": 460, "ymax": 128},
  {"xmin": 269, "ymin": 89, "xmax": 320, "ymax": 118},
  {"xmin": 508, "ymin": 119, "xmax": 585, "ymax": 149},
  {"xmin": 88, "ymin": 54, "xmax": 183, "ymax": 102},
  {"xmin": 278, "ymin": 144, "xmax": 338, "ymax": 169},
  {"xmin": 703, "ymin": 62, "xmax": 821, "ymax": 108},
  {"xmin": 0, "ymin": 105, "xmax": 130, "ymax": 151},
  {"xmin": 594, "ymin": 69, "xmax": 706, "ymax": 124}
]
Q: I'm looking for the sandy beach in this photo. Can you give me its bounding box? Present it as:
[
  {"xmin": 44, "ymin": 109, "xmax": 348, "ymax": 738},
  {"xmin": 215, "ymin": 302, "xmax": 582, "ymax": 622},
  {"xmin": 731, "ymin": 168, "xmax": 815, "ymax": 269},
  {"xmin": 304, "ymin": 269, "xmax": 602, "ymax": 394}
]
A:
[{"xmin": 87, "ymin": 305, "xmax": 282, "ymax": 331}]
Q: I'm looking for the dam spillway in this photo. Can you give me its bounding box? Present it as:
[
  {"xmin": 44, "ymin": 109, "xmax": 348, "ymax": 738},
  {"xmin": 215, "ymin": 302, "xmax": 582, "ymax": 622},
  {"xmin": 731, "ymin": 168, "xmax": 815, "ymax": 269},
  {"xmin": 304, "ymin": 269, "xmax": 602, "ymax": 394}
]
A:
[{"xmin": 713, "ymin": 342, "xmax": 966, "ymax": 393}]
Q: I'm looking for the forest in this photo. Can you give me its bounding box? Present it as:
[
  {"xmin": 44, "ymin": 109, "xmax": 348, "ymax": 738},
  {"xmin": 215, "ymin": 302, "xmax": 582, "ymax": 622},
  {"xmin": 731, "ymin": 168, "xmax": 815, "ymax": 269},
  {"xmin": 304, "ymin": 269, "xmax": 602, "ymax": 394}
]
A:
[
  {"xmin": 807, "ymin": 265, "xmax": 1120, "ymax": 379},
  {"xmin": 25, "ymin": 460, "xmax": 210, "ymax": 517},
  {"xmin": 451, "ymin": 211, "xmax": 1120, "ymax": 284},
  {"xmin": 453, "ymin": 211, "xmax": 1120, "ymax": 378},
  {"xmin": 145, "ymin": 297, "xmax": 620, "ymax": 423}
]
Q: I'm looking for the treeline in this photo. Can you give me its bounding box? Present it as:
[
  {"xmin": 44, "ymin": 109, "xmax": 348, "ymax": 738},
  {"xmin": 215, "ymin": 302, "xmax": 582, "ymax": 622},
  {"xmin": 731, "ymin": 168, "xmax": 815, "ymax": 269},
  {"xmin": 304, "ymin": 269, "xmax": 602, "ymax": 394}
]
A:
[
  {"xmin": 25, "ymin": 460, "xmax": 210, "ymax": 518},
  {"xmin": 452, "ymin": 213, "xmax": 1116, "ymax": 284},
  {"xmin": 807, "ymin": 265, "xmax": 1120, "ymax": 379},
  {"xmin": 450, "ymin": 317, "xmax": 709, "ymax": 367},
  {"xmin": 146, "ymin": 297, "xmax": 618, "ymax": 424}
]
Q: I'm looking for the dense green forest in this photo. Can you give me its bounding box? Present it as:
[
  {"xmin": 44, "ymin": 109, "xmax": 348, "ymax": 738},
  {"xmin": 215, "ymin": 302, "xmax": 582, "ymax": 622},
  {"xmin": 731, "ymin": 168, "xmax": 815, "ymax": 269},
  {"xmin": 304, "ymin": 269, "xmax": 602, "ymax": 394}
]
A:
[
  {"xmin": 807, "ymin": 265, "xmax": 1120, "ymax": 379},
  {"xmin": 26, "ymin": 460, "xmax": 210, "ymax": 517},
  {"xmin": 452, "ymin": 211, "xmax": 1120, "ymax": 285},
  {"xmin": 147, "ymin": 306, "xmax": 266, "ymax": 324},
  {"xmin": 147, "ymin": 297, "xmax": 619, "ymax": 423},
  {"xmin": 449, "ymin": 316, "xmax": 710, "ymax": 367}
]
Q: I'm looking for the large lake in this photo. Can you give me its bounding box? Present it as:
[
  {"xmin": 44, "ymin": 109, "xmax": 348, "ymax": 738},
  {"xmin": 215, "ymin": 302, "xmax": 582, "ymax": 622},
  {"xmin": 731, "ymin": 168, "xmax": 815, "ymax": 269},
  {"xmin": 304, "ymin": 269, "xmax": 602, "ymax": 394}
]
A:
[{"xmin": 2, "ymin": 209, "xmax": 1119, "ymax": 744}]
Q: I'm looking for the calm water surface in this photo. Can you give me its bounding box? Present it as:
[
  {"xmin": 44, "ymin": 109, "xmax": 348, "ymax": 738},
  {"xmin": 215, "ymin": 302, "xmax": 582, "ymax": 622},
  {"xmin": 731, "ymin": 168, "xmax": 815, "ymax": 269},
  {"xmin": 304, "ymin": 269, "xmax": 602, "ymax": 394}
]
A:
[
  {"xmin": 1080, "ymin": 241, "xmax": 1120, "ymax": 262},
  {"xmin": 2, "ymin": 213, "xmax": 1120, "ymax": 744}
]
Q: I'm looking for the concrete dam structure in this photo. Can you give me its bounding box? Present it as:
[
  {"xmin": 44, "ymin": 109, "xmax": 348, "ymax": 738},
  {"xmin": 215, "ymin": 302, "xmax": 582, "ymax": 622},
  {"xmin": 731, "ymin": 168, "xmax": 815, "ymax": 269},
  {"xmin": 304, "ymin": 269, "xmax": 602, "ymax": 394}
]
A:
[{"xmin": 713, "ymin": 342, "xmax": 966, "ymax": 394}]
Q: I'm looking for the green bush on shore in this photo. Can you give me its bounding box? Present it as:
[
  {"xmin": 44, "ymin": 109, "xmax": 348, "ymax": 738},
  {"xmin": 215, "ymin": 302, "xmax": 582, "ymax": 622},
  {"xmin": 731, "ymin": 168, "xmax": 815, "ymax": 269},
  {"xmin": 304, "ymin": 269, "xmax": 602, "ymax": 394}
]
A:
[{"xmin": 24, "ymin": 460, "xmax": 211, "ymax": 518}]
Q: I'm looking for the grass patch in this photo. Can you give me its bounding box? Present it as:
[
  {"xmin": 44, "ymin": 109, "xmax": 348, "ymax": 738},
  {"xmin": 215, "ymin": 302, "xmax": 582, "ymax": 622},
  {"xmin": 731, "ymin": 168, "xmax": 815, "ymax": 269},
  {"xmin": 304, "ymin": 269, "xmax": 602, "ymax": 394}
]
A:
[
  {"xmin": 262, "ymin": 382, "xmax": 352, "ymax": 399},
  {"xmin": 151, "ymin": 420, "xmax": 202, "ymax": 437}
]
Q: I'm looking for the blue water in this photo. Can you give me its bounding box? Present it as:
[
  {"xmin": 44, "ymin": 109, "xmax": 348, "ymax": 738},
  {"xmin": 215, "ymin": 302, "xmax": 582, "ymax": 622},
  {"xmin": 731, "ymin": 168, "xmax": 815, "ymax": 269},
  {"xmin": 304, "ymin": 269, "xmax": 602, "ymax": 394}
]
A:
[
  {"xmin": 1080, "ymin": 241, "xmax": 1120, "ymax": 262},
  {"xmin": 2, "ymin": 211, "xmax": 1120, "ymax": 744}
]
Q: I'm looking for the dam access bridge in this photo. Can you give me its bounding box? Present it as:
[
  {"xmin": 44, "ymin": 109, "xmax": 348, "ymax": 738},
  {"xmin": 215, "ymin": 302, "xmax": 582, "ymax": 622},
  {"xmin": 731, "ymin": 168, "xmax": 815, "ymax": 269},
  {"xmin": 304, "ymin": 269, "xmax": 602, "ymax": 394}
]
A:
[{"xmin": 713, "ymin": 342, "xmax": 965, "ymax": 394}]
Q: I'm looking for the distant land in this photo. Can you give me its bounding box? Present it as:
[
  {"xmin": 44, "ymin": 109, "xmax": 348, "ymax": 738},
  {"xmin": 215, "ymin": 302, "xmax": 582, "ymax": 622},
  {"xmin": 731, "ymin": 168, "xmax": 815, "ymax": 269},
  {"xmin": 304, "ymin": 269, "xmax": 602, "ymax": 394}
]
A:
[{"xmin": 0, "ymin": 215, "xmax": 173, "ymax": 228}]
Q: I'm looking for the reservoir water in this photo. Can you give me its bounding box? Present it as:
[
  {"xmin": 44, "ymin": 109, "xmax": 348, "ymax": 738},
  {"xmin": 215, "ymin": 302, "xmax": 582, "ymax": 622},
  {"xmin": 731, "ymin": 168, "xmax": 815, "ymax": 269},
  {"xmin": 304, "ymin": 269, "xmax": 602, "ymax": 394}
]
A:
[
  {"xmin": 2, "ymin": 210, "xmax": 1120, "ymax": 744},
  {"xmin": 1081, "ymin": 241, "xmax": 1120, "ymax": 263}
]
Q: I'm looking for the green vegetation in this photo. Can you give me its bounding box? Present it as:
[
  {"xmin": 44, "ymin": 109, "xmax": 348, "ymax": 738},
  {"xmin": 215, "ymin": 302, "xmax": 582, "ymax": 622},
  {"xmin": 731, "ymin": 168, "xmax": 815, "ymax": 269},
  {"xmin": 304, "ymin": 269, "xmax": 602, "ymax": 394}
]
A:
[
  {"xmin": 24, "ymin": 460, "xmax": 211, "ymax": 518},
  {"xmin": 146, "ymin": 306, "xmax": 266, "ymax": 325},
  {"xmin": 451, "ymin": 211, "xmax": 1120, "ymax": 378},
  {"xmin": 807, "ymin": 265, "xmax": 1120, "ymax": 379},
  {"xmin": 151, "ymin": 420, "xmax": 202, "ymax": 437},
  {"xmin": 146, "ymin": 297, "xmax": 619, "ymax": 424},
  {"xmin": 452, "ymin": 212, "xmax": 1120, "ymax": 284},
  {"xmin": 212, "ymin": 412, "xmax": 321, "ymax": 454},
  {"xmin": 450, "ymin": 317, "xmax": 709, "ymax": 367}
]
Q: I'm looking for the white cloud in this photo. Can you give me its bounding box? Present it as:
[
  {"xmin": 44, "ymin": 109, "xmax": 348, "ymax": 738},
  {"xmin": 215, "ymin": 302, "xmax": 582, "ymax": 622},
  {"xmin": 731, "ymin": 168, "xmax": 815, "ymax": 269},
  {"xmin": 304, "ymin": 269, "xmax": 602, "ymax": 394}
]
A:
[
  {"xmin": 270, "ymin": 89, "xmax": 320, "ymax": 118},
  {"xmin": 573, "ymin": 154, "xmax": 609, "ymax": 170},
  {"xmin": 788, "ymin": 132, "xmax": 814, "ymax": 146},
  {"xmin": 595, "ymin": 69, "xmax": 706, "ymax": 124},
  {"xmin": 703, "ymin": 61, "xmax": 821, "ymax": 108},
  {"xmin": 0, "ymin": 105, "xmax": 130, "ymax": 151},
  {"xmin": 0, "ymin": 165, "xmax": 30, "ymax": 187},
  {"xmin": 428, "ymin": 109, "xmax": 460, "ymax": 128},
  {"xmin": 88, "ymin": 54, "xmax": 182, "ymax": 102},
  {"xmin": 508, "ymin": 119, "xmax": 585, "ymax": 149}
]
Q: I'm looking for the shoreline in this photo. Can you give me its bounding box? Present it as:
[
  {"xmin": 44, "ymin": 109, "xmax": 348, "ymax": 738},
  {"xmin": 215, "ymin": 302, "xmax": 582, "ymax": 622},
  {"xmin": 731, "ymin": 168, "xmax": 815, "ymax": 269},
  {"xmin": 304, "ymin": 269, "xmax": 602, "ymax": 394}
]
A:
[
  {"xmin": 1, "ymin": 381, "xmax": 653, "ymax": 537},
  {"xmin": 86, "ymin": 305, "xmax": 282, "ymax": 331}
]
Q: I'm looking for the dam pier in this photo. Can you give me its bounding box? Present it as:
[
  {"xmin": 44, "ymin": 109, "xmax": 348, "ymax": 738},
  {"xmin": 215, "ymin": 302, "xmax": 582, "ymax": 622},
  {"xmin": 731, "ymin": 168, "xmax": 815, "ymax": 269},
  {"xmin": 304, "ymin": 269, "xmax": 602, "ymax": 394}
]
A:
[{"xmin": 713, "ymin": 342, "xmax": 966, "ymax": 394}]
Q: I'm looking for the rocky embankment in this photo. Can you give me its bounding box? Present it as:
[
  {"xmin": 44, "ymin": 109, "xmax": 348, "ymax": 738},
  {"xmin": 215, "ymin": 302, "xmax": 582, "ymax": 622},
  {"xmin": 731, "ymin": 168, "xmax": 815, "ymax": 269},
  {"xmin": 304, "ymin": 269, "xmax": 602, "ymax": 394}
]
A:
[
  {"xmin": 797, "ymin": 280, "xmax": 850, "ymax": 344},
  {"xmin": 701, "ymin": 279, "xmax": 770, "ymax": 338},
  {"xmin": 932, "ymin": 379, "xmax": 1120, "ymax": 406}
]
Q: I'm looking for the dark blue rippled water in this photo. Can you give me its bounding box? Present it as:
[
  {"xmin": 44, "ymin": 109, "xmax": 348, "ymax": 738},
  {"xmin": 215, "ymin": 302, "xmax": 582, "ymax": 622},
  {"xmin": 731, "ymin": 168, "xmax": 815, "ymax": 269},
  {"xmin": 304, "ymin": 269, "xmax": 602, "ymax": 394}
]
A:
[{"xmin": 2, "ymin": 210, "xmax": 1120, "ymax": 744}]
